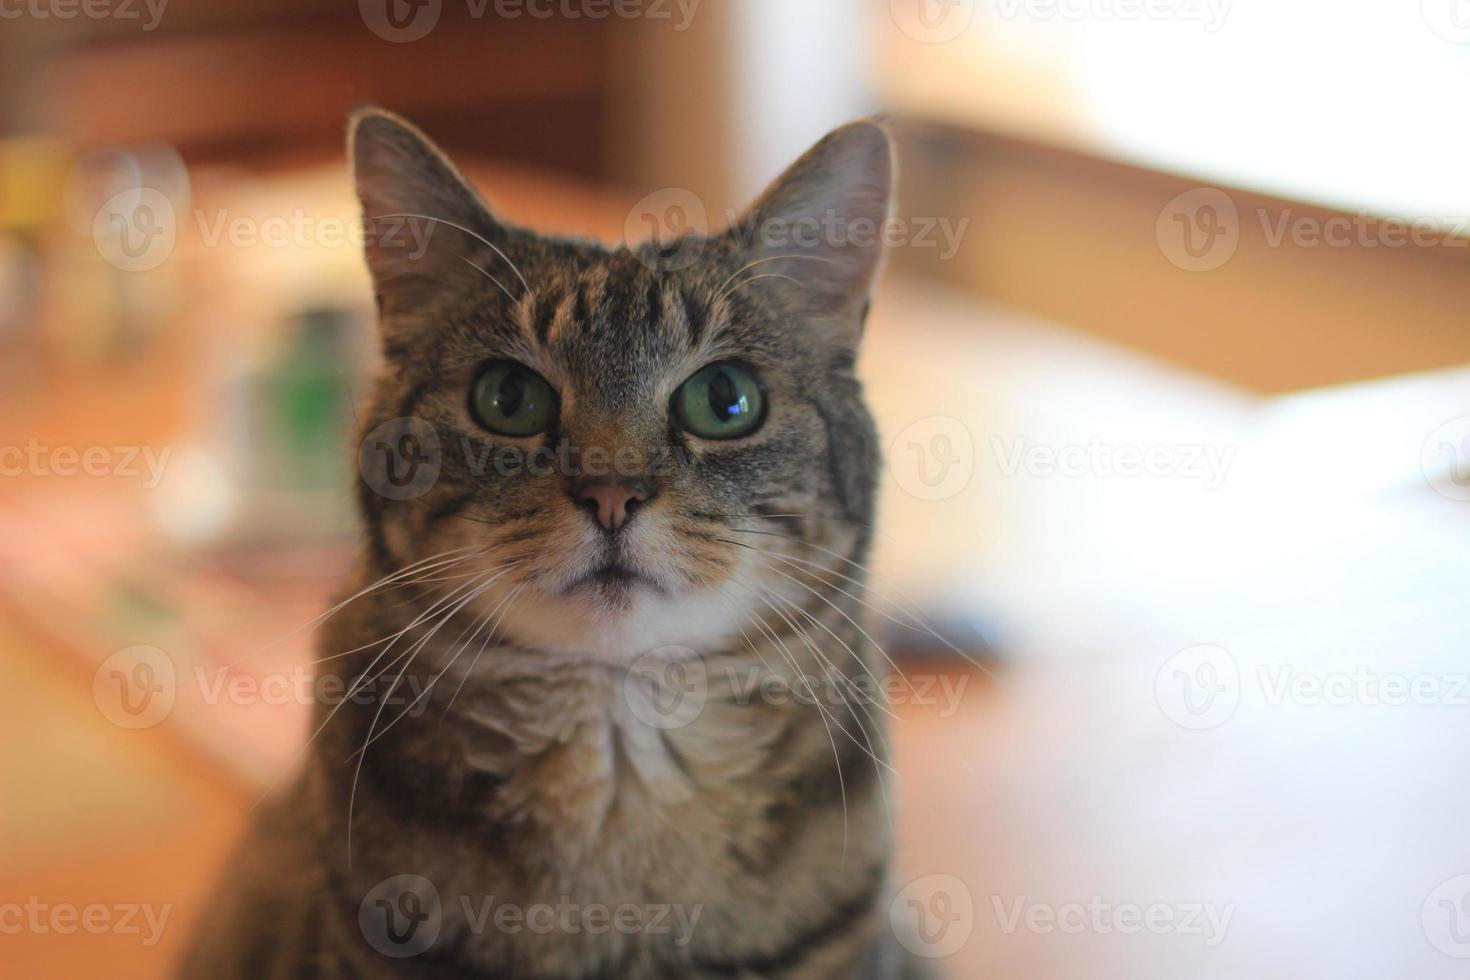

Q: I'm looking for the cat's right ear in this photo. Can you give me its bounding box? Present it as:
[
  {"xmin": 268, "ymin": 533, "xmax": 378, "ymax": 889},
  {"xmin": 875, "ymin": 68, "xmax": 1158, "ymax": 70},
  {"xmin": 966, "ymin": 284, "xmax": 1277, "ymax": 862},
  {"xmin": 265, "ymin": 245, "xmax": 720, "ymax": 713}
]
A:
[
  {"xmin": 349, "ymin": 107, "xmax": 506, "ymax": 320},
  {"xmin": 717, "ymin": 119, "xmax": 894, "ymax": 346}
]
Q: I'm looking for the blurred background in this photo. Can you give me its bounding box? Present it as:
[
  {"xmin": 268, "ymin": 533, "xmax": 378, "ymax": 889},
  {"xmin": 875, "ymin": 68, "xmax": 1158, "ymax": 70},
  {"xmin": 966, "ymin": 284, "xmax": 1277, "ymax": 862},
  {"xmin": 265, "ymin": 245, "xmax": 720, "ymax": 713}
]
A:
[{"xmin": 3, "ymin": 1, "xmax": 1470, "ymax": 977}]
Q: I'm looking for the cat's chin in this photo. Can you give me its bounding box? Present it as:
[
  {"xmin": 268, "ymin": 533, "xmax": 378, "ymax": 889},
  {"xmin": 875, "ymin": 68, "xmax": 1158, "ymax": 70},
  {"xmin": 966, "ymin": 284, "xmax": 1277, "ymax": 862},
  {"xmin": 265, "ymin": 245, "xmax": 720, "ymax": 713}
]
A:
[
  {"xmin": 486, "ymin": 578, "xmax": 757, "ymax": 663},
  {"xmin": 561, "ymin": 562, "xmax": 663, "ymax": 604}
]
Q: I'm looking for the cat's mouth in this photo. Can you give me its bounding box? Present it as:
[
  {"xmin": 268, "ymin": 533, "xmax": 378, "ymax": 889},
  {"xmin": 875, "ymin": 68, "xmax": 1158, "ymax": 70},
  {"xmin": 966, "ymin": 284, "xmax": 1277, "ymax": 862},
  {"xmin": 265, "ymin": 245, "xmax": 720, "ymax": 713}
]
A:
[{"xmin": 563, "ymin": 561, "xmax": 663, "ymax": 598}]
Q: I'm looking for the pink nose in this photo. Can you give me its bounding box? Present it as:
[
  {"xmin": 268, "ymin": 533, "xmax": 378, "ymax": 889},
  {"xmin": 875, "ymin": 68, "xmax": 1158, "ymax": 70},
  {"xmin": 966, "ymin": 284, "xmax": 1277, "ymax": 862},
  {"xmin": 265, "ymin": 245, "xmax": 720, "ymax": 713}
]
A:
[{"xmin": 573, "ymin": 478, "xmax": 654, "ymax": 532}]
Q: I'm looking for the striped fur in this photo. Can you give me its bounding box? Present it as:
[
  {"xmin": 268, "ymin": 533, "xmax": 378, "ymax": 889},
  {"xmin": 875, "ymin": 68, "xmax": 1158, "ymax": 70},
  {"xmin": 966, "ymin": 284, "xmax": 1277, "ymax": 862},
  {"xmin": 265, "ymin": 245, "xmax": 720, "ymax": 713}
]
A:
[{"xmin": 181, "ymin": 109, "xmax": 930, "ymax": 980}]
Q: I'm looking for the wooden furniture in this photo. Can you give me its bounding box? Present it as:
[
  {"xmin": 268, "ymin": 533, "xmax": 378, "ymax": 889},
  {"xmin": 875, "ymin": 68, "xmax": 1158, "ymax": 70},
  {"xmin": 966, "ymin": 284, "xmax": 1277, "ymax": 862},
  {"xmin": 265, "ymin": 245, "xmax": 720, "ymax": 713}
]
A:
[{"xmin": 27, "ymin": 2, "xmax": 612, "ymax": 175}]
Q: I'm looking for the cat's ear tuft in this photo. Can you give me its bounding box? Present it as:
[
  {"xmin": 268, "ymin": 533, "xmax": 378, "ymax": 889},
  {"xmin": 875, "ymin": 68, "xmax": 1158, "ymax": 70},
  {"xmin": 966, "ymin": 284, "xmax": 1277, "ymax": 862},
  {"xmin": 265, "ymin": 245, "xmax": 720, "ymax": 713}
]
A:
[
  {"xmin": 722, "ymin": 119, "xmax": 895, "ymax": 343},
  {"xmin": 348, "ymin": 107, "xmax": 505, "ymax": 319}
]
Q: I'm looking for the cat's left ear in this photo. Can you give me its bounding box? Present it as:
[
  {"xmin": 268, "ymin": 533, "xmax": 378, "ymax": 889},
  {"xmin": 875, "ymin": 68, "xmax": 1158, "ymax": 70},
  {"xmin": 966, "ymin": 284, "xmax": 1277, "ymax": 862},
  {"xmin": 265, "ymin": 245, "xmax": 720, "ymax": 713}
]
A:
[
  {"xmin": 349, "ymin": 106, "xmax": 509, "ymax": 321},
  {"xmin": 720, "ymin": 119, "xmax": 895, "ymax": 343}
]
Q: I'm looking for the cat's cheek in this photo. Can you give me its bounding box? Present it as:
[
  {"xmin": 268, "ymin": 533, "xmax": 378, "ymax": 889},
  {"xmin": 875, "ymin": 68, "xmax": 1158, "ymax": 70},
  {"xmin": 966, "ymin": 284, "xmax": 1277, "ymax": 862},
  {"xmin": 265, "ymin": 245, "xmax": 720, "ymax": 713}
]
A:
[{"xmin": 379, "ymin": 509, "xmax": 423, "ymax": 563}]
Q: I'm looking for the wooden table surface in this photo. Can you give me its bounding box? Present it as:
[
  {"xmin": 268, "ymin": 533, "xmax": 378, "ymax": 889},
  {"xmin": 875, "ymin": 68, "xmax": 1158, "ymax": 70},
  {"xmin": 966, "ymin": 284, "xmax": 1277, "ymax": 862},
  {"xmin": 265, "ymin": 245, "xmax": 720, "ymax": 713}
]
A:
[{"xmin": 5, "ymin": 162, "xmax": 1470, "ymax": 979}]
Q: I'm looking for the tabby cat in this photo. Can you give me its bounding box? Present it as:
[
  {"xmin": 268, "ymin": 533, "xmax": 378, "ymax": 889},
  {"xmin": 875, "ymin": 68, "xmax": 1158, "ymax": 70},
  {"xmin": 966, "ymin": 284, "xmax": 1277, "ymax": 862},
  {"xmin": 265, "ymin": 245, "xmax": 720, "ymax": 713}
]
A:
[{"xmin": 181, "ymin": 107, "xmax": 930, "ymax": 979}]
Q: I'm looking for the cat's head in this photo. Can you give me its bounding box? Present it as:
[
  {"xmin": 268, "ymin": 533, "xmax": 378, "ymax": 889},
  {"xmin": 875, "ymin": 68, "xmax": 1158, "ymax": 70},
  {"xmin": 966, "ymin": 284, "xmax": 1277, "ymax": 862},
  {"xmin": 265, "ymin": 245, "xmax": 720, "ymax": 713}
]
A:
[{"xmin": 349, "ymin": 108, "xmax": 892, "ymax": 658}]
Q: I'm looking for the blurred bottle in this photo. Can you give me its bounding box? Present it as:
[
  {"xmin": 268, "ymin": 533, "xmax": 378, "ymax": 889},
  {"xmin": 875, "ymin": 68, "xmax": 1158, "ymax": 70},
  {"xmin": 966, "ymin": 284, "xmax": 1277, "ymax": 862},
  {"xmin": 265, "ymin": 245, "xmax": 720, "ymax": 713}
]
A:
[
  {"xmin": 269, "ymin": 306, "xmax": 357, "ymax": 505},
  {"xmin": 0, "ymin": 136, "xmax": 66, "ymax": 353}
]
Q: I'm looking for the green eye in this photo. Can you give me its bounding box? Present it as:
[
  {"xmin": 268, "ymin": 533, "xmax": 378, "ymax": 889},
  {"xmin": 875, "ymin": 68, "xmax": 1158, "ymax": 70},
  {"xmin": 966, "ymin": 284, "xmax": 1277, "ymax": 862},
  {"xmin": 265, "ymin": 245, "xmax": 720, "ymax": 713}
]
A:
[
  {"xmin": 470, "ymin": 361, "xmax": 557, "ymax": 437},
  {"xmin": 674, "ymin": 362, "xmax": 766, "ymax": 439}
]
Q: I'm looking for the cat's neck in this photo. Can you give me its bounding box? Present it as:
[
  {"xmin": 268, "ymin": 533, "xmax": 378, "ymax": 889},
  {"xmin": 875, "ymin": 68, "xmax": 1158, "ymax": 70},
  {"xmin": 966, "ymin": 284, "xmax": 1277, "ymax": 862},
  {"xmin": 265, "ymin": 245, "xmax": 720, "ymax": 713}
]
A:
[{"xmin": 308, "ymin": 563, "xmax": 891, "ymax": 978}]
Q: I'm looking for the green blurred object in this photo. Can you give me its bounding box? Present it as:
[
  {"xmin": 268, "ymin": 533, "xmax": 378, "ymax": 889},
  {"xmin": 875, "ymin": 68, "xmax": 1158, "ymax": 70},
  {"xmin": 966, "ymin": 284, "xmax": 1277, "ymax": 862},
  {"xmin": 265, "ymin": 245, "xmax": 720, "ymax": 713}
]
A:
[
  {"xmin": 260, "ymin": 307, "xmax": 359, "ymax": 530},
  {"xmin": 275, "ymin": 308, "xmax": 352, "ymax": 492},
  {"xmin": 0, "ymin": 231, "xmax": 40, "ymax": 349}
]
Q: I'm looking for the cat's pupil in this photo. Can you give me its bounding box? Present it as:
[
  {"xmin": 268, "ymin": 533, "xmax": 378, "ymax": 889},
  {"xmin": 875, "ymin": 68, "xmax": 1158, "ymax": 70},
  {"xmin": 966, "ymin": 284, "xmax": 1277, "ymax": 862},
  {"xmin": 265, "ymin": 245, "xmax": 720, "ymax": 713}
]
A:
[
  {"xmin": 708, "ymin": 371, "xmax": 739, "ymax": 422},
  {"xmin": 498, "ymin": 372, "xmax": 525, "ymax": 416}
]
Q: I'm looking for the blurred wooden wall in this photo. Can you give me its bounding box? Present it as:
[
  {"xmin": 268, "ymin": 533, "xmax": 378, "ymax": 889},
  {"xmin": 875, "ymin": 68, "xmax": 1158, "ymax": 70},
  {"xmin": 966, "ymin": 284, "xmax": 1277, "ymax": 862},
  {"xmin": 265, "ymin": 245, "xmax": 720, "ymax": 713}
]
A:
[
  {"xmin": 13, "ymin": 0, "xmax": 614, "ymax": 175},
  {"xmin": 896, "ymin": 122, "xmax": 1470, "ymax": 394}
]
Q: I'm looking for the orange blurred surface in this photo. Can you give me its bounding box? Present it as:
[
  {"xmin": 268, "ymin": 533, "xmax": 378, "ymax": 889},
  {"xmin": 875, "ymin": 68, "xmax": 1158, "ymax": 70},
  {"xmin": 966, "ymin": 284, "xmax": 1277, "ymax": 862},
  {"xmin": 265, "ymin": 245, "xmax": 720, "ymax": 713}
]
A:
[{"xmin": 3, "ymin": 139, "xmax": 1470, "ymax": 980}]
